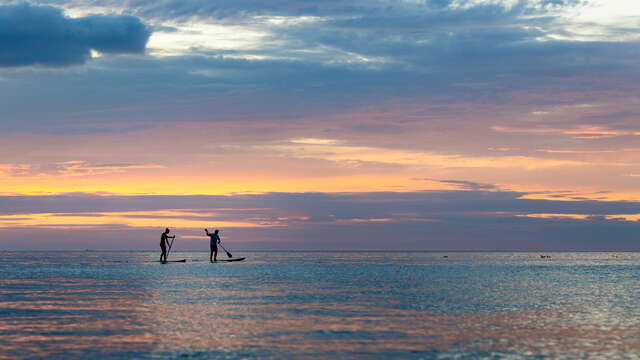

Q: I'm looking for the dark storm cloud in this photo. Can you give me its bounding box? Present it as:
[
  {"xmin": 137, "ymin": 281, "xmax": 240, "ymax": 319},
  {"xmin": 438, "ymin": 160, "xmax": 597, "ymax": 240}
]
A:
[{"xmin": 0, "ymin": 3, "xmax": 150, "ymax": 67}]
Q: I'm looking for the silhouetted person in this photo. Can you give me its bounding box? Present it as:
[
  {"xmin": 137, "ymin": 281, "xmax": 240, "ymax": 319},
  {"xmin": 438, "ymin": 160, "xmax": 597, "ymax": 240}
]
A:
[
  {"xmin": 205, "ymin": 229, "xmax": 221, "ymax": 262},
  {"xmin": 160, "ymin": 228, "xmax": 175, "ymax": 263}
]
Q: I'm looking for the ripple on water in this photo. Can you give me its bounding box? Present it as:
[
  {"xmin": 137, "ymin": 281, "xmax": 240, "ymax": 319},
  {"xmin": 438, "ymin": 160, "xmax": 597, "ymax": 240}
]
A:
[{"xmin": 0, "ymin": 251, "xmax": 639, "ymax": 359}]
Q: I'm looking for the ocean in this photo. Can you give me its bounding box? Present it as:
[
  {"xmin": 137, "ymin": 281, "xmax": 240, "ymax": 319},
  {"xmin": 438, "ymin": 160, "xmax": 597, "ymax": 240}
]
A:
[{"xmin": 1, "ymin": 251, "xmax": 639, "ymax": 359}]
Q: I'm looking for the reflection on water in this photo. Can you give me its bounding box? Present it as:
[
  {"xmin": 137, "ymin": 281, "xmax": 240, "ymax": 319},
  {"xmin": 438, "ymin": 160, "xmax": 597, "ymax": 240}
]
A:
[
  {"xmin": 1, "ymin": 251, "xmax": 639, "ymax": 358},
  {"xmin": 0, "ymin": 252, "xmax": 154, "ymax": 359}
]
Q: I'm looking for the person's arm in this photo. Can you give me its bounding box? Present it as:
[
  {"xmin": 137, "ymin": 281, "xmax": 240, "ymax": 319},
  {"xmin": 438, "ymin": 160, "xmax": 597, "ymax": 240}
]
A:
[
  {"xmin": 217, "ymin": 234, "xmax": 221, "ymax": 244},
  {"xmin": 205, "ymin": 229, "xmax": 210, "ymax": 236}
]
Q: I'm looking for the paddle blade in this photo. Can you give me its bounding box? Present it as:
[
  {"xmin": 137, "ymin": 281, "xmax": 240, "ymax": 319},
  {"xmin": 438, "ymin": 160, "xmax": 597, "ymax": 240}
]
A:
[{"xmin": 226, "ymin": 251, "xmax": 233, "ymax": 258}]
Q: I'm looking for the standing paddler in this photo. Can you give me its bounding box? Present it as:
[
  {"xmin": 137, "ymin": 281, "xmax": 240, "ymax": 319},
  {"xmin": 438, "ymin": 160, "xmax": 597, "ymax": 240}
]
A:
[
  {"xmin": 205, "ymin": 229, "xmax": 221, "ymax": 262},
  {"xmin": 160, "ymin": 228, "xmax": 175, "ymax": 263}
]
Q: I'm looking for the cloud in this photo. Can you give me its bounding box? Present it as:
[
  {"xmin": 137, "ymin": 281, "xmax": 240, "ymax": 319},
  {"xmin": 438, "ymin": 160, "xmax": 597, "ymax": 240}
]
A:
[
  {"xmin": 0, "ymin": 0, "xmax": 638, "ymax": 136},
  {"xmin": 436, "ymin": 179, "xmax": 498, "ymax": 191},
  {"xmin": 0, "ymin": 1, "xmax": 638, "ymax": 231},
  {"xmin": 0, "ymin": 3, "xmax": 150, "ymax": 67},
  {"xmin": 1, "ymin": 191, "xmax": 640, "ymax": 250},
  {"xmin": 0, "ymin": 160, "xmax": 164, "ymax": 177}
]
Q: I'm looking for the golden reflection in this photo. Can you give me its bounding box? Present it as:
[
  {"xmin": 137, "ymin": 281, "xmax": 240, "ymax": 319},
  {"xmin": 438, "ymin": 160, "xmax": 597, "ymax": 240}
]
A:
[
  {"xmin": 147, "ymin": 298, "xmax": 640, "ymax": 356},
  {"xmin": 0, "ymin": 278, "xmax": 154, "ymax": 358}
]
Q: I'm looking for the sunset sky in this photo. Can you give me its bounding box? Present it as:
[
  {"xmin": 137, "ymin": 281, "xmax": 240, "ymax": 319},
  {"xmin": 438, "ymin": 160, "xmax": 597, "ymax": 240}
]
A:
[{"xmin": 1, "ymin": 0, "xmax": 640, "ymax": 250}]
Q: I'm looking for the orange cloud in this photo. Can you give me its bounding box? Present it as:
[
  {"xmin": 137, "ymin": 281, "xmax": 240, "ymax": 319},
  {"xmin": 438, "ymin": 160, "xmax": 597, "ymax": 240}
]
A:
[
  {"xmin": 517, "ymin": 213, "xmax": 640, "ymax": 222},
  {"xmin": 0, "ymin": 210, "xmax": 273, "ymax": 229}
]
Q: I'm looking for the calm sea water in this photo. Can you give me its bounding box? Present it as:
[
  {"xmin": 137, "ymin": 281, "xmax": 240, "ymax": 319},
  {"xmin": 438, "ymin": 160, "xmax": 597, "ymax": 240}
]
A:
[{"xmin": 1, "ymin": 251, "xmax": 639, "ymax": 359}]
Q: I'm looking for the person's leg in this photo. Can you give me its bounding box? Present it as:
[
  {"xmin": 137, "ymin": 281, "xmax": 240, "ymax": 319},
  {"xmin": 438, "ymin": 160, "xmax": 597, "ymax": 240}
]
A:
[
  {"xmin": 214, "ymin": 246, "xmax": 218, "ymax": 262},
  {"xmin": 160, "ymin": 245, "xmax": 165, "ymax": 262},
  {"xmin": 210, "ymin": 245, "xmax": 214, "ymax": 262}
]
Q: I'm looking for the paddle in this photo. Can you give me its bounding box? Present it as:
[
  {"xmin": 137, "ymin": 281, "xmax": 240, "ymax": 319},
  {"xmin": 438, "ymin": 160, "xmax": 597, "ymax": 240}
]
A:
[
  {"xmin": 166, "ymin": 236, "xmax": 175, "ymax": 260},
  {"xmin": 218, "ymin": 243, "xmax": 233, "ymax": 258}
]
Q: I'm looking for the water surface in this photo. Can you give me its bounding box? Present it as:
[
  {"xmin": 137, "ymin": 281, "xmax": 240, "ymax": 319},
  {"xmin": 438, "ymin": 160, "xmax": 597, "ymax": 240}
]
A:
[{"xmin": 1, "ymin": 251, "xmax": 639, "ymax": 359}]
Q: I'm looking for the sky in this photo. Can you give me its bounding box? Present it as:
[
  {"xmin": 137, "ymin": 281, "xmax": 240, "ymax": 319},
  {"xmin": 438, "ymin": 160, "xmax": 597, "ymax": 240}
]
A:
[{"xmin": 1, "ymin": 0, "xmax": 639, "ymax": 250}]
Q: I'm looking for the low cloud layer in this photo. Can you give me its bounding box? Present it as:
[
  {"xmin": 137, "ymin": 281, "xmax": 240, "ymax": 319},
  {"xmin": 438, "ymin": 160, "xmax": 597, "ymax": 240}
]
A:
[
  {"xmin": 1, "ymin": 191, "xmax": 639, "ymax": 250},
  {"xmin": 0, "ymin": 3, "xmax": 150, "ymax": 67}
]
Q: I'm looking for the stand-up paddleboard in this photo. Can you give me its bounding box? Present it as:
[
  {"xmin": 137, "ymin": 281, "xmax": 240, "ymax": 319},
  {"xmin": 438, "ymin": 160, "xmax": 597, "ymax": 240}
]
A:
[
  {"xmin": 214, "ymin": 257, "xmax": 245, "ymax": 262},
  {"xmin": 161, "ymin": 259, "xmax": 186, "ymax": 263}
]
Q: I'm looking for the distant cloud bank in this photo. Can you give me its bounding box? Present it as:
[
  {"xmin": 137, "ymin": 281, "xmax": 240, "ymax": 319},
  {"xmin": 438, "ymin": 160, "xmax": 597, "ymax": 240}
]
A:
[{"xmin": 1, "ymin": 191, "xmax": 639, "ymax": 250}]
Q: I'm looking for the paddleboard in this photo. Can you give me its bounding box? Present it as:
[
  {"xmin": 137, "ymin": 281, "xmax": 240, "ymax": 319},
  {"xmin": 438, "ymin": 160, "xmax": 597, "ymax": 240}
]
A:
[
  {"xmin": 161, "ymin": 259, "xmax": 186, "ymax": 263},
  {"xmin": 213, "ymin": 257, "xmax": 245, "ymax": 262}
]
